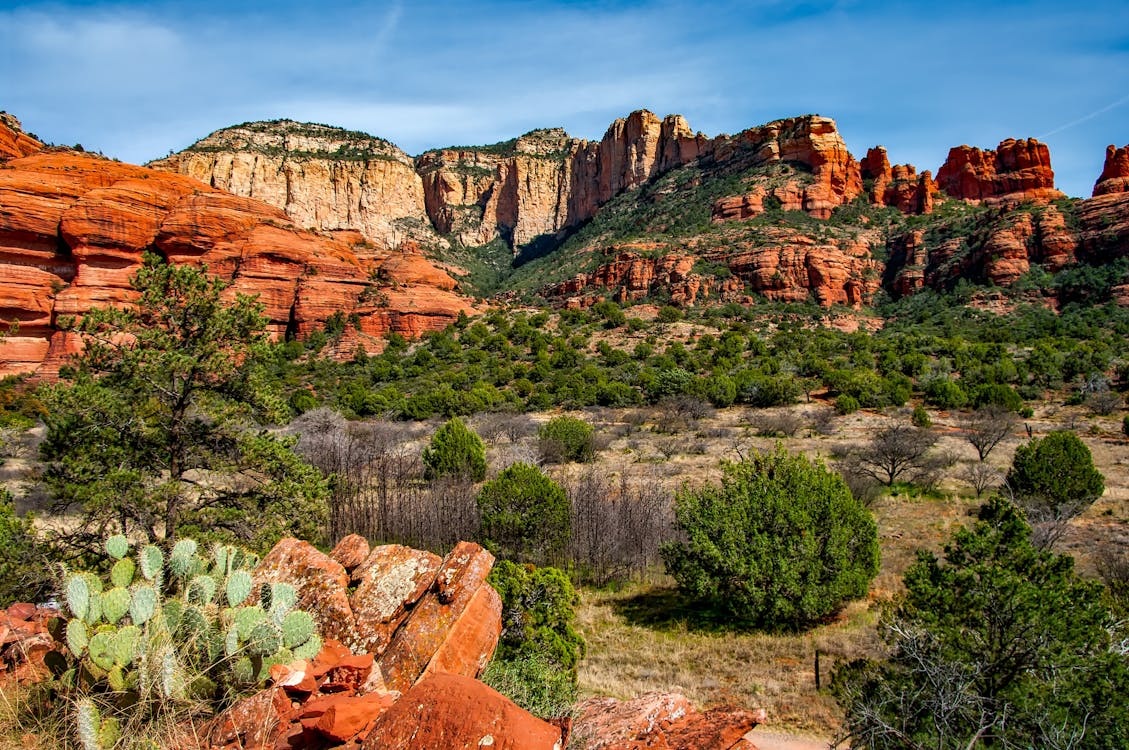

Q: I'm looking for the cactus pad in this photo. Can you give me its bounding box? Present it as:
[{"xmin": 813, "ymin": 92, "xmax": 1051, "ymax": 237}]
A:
[
  {"xmin": 247, "ymin": 620, "xmax": 282, "ymax": 657},
  {"xmin": 129, "ymin": 584, "xmax": 158, "ymax": 625},
  {"xmin": 281, "ymin": 610, "xmax": 315, "ymax": 649},
  {"xmin": 66, "ymin": 575, "xmax": 90, "ymax": 621},
  {"xmin": 105, "ymin": 534, "xmax": 130, "ymax": 560},
  {"xmin": 225, "ymin": 570, "xmax": 253, "ymax": 607},
  {"xmin": 169, "ymin": 539, "xmax": 198, "ymax": 579},
  {"xmin": 66, "ymin": 618, "xmax": 89, "ymax": 657},
  {"xmin": 102, "ymin": 587, "xmax": 131, "ymax": 625},
  {"xmin": 139, "ymin": 545, "xmax": 164, "ymax": 582},
  {"xmin": 75, "ymin": 699, "xmax": 101, "ymax": 750},
  {"xmin": 293, "ymin": 633, "xmax": 322, "ymax": 661},
  {"xmin": 110, "ymin": 558, "xmax": 136, "ymax": 589},
  {"xmin": 186, "ymin": 574, "xmax": 217, "ymax": 606},
  {"xmin": 88, "ymin": 631, "xmax": 115, "ymax": 672}
]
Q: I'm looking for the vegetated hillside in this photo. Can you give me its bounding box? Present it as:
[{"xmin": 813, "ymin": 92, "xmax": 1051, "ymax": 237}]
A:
[{"xmin": 153, "ymin": 108, "xmax": 1129, "ymax": 310}]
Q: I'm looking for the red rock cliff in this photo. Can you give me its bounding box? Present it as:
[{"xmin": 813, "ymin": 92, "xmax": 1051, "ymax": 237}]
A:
[
  {"xmin": 936, "ymin": 138, "xmax": 1062, "ymax": 204},
  {"xmin": 1093, "ymin": 144, "xmax": 1129, "ymax": 197},
  {"xmin": 0, "ymin": 120, "xmax": 473, "ymax": 377}
]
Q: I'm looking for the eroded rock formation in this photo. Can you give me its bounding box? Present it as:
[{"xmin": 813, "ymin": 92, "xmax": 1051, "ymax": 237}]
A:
[
  {"xmin": 936, "ymin": 138, "xmax": 1063, "ymax": 204},
  {"xmin": 148, "ymin": 121, "xmax": 436, "ymax": 249},
  {"xmin": 0, "ymin": 118, "xmax": 473, "ymax": 377},
  {"xmin": 1093, "ymin": 144, "xmax": 1129, "ymax": 197},
  {"xmin": 860, "ymin": 146, "xmax": 937, "ymax": 214}
]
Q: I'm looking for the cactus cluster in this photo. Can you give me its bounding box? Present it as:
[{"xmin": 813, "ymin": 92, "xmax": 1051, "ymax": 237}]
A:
[{"xmin": 62, "ymin": 535, "xmax": 323, "ymax": 749}]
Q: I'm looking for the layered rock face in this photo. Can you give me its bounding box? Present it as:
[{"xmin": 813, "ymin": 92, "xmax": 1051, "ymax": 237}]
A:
[
  {"xmin": 149, "ymin": 121, "xmax": 436, "ymax": 249},
  {"xmin": 936, "ymin": 138, "xmax": 1063, "ymax": 204},
  {"xmin": 549, "ymin": 234, "xmax": 881, "ymax": 310},
  {"xmin": 884, "ymin": 194, "xmax": 1129, "ymax": 295},
  {"xmin": 860, "ymin": 146, "xmax": 937, "ymax": 214},
  {"xmin": 417, "ymin": 128, "xmax": 578, "ymax": 247},
  {"xmin": 0, "ymin": 118, "xmax": 472, "ymax": 377},
  {"xmin": 161, "ymin": 111, "xmax": 866, "ymax": 252},
  {"xmin": 1093, "ymin": 144, "xmax": 1129, "ymax": 196},
  {"xmin": 0, "ymin": 113, "xmax": 41, "ymax": 160}
]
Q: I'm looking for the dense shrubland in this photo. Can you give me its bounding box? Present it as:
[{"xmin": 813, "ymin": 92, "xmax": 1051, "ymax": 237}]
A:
[{"xmin": 1, "ymin": 255, "xmax": 1128, "ymax": 745}]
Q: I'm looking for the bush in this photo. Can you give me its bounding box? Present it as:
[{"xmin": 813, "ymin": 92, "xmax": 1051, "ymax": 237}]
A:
[
  {"xmin": 971, "ymin": 383, "xmax": 1023, "ymax": 412},
  {"xmin": 661, "ymin": 447, "xmax": 879, "ymax": 629},
  {"xmin": 833, "ymin": 497, "xmax": 1129, "ymax": 748},
  {"xmin": 924, "ymin": 379, "xmax": 968, "ymax": 409},
  {"xmin": 422, "ymin": 417, "xmax": 487, "ymax": 481},
  {"xmin": 911, "ymin": 405, "xmax": 932, "ymax": 428},
  {"xmin": 0, "ymin": 490, "xmax": 53, "ymax": 608},
  {"xmin": 835, "ymin": 395, "xmax": 860, "ymax": 415},
  {"xmin": 477, "ymin": 463, "xmax": 570, "ymax": 565},
  {"xmin": 537, "ymin": 416, "xmax": 596, "ymax": 464},
  {"xmin": 488, "ymin": 560, "xmax": 584, "ymax": 673},
  {"xmin": 1006, "ymin": 430, "xmax": 1104, "ymax": 509}
]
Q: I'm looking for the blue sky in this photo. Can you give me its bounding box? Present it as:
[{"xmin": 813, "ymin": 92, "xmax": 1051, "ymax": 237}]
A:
[{"xmin": 2, "ymin": 1, "xmax": 1126, "ymax": 197}]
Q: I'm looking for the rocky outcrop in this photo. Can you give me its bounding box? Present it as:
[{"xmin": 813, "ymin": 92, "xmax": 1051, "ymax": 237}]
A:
[
  {"xmin": 0, "ymin": 119, "xmax": 473, "ymax": 377},
  {"xmin": 548, "ymin": 245, "xmax": 740, "ymax": 307},
  {"xmin": 0, "ymin": 603, "xmax": 58, "ymax": 684},
  {"xmin": 0, "ymin": 113, "xmax": 42, "ymax": 160},
  {"xmin": 1093, "ymin": 144, "xmax": 1129, "ymax": 196},
  {"xmin": 550, "ymin": 231, "xmax": 881, "ymax": 309},
  {"xmin": 936, "ymin": 138, "xmax": 1063, "ymax": 204},
  {"xmin": 148, "ymin": 121, "xmax": 437, "ymax": 249},
  {"xmin": 883, "ymin": 199, "xmax": 1116, "ymax": 294},
  {"xmin": 418, "ymin": 128, "xmax": 578, "ymax": 248},
  {"xmin": 363, "ymin": 673, "xmax": 566, "ymax": 750},
  {"xmin": 252, "ymin": 538, "xmax": 501, "ymax": 687},
  {"xmin": 860, "ymin": 146, "xmax": 937, "ymax": 214},
  {"xmin": 571, "ymin": 692, "xmax": 764, "ymax": 750},
  {"xmin": 163, "ymin": 112, "xmax": 864, "ymax": 253}
]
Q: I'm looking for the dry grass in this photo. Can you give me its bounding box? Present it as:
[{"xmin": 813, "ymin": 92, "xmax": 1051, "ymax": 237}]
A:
[
  {"xmin": 576, "ymin": 584, "xmax": 877, "ymax": 737},
  {"xmin": 574, "ymin": 400, "xmax": 1128, "ymax": 741}
]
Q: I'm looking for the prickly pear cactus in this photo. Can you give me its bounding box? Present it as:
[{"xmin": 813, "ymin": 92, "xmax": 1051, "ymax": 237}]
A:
[{"xmin": 63, "ymin": 534, "xmax": 326, "ymax": 747}]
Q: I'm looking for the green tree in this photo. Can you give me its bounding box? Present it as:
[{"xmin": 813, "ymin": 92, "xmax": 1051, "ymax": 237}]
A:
[
  {"xmin": 1006, "ymin": 430, "xmax": 1104, "ymax": 509},
  {"xmin": 1006, "ymin": 430, "xmax": 1104, "ymax": 548},
  {"xmin": 422, "ymin": 417, "xmax": 487, "ymax": 481},
  {"xmin": 476, "ymin": 463, "xmax": 570, "ymax": 565},
  {"xmin": 538, "ymin": 415, "xmax": 596, "ymax": 463},
  {"xmin": 40, "ymin": 255, "xmax": 328, "ymax": 552},
  {"xmin": 834, "ymin": 497, "xmax": 1129, "ymax": 749},
  {"xmin": 0, "ymin": 489, "xmax": 53, "ymax": 607},
  {"xmin": 661, "ymin": 446, "xmax": 879, "ymax": 629},
  {"xmin": 482, "ymin": 560, "xmax": 584, "ymax": 719}
]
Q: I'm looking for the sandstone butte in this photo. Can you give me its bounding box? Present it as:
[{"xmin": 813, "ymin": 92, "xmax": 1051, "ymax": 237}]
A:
[
  {"xmin": 0, "ymin": 536, "xmax": 766, "ymax": 750},
  {"xmin": 1093, "ymin": 144, "xmax": 1129, "ymax": 197},
  {"xmin": 154, "ymin": 108, "xmax": 1129, "ymax": 313},
  {"xmin": 0, "ymin": 116, "xmax": 474, "ymax": 378}
]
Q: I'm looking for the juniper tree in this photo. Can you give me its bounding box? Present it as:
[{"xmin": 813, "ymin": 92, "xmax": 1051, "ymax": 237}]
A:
[{"xmin": 41, "ymin": 255, "xmax": 328, "ymax": 553}]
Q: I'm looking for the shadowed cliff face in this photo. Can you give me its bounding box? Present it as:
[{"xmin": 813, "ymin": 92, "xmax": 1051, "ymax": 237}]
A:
[{"xmin": 0, "ymin": 117, "xmax": 473, "ymax": 377}]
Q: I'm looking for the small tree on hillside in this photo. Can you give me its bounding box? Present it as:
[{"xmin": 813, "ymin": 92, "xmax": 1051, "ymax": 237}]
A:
[
  {"xmin": 477, "ymin": 462, "xmax": 570, "ymax": 565},
  {"xmin": 834, "ymin": 497, "xmax": 1129, "ymax": 748},
  {"xmin": 845, "ymin": 425, "xmax": 938, "ymax": 486},
  {"xmin": 422, "ymin": 417, "xmax": 487, "ymax": 482},
  {"xmin": 538, "ymin": 415, "xmax": 596, "ymax": 464},
  {"xmin": 1006, "ymin": 430, "xmax": 1104, "ymax": 548},
  {"xmin": 661, "ymin": 446, "xmax": 879, "ymax": 629},
  {"xmin": 40, "ymin": 255, "xmax": 328, "ymax": 552},
  {"xmin": 962, "ymin": 405, "xmax": 1019, "ymax": 461}
]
